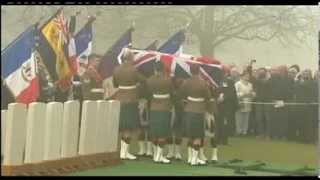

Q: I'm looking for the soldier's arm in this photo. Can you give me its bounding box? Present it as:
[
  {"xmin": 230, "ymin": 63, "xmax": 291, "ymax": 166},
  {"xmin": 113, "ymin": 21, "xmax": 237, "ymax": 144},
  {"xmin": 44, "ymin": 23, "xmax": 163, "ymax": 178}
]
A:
[
  {"xmin": 204, "ymin": 85, "xmax": 214, "ymax": 114},
  {"xmin": 136, "ymin": 70, "xmax": 147, "ymax": 84},
  {"xmin": 112, "ymin": 70, "xmax": 119, "ymax": 88},
  {"xmin": 177, "ymin": 80, "xmax": 188, "ymax": 101},
  {"xmin": 169, "ymin": 78, "xmax": 176, "ymax": 103},
  {"xmin": 143, "ymin": 79, "xmax": 153, "ymax": 101}
]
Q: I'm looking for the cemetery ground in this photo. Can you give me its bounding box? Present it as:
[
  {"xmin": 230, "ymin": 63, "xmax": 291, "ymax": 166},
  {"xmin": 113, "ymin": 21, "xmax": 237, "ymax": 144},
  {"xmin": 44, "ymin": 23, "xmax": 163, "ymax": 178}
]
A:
[{"xmin": 70, "ymin": 136, "xmax": 317, "ymax": 176}]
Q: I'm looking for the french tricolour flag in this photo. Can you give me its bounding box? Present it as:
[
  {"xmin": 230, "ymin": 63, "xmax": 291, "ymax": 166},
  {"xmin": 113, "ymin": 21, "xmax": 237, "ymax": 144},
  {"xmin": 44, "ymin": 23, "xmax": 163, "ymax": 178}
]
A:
[
  {"xmin": 1, "ymin": 25, "xmax": 39, "ymax": 104},
  {"xmin": 74, "ymin": 21, "xmax": 93, "ymax": 74}
]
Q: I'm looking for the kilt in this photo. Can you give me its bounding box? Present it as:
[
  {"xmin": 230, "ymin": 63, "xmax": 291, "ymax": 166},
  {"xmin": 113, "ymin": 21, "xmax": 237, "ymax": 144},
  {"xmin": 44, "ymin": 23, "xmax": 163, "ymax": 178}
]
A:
[
  {"xmin": 184, "ymin": 112, "xmax": 205, "ymax": 139},
  {"xmin": 149, "ymin": 111, "xmax": 171, "ymax": 139},
  {"xmin": 172, "ymin": 109, "xmax": 184, "ymax": 137},
  {"xmin": 119, "ymin": 102, "xmax": 139, "ymax": 131}
]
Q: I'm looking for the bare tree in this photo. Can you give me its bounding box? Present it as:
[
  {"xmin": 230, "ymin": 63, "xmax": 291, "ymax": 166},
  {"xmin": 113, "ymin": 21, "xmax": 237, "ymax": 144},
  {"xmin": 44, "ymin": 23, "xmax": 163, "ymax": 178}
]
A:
[{"xmin": 172, "ymin": 6, "xmax": 317, "ymax": 57}]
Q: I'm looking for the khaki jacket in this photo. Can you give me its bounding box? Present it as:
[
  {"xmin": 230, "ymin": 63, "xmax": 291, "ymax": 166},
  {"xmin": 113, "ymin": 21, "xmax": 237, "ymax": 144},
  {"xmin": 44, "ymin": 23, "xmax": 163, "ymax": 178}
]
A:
[
  {"xmin": 112, "ymin": 61, "xmax": 146, "ymax": 103},
  {"xmin": 146, "ymin": 74, "xmax": 174, "ymax": 111},
  {"xmin": 179, "ymin": 76, "xmax": 212, "ymax": 113}
]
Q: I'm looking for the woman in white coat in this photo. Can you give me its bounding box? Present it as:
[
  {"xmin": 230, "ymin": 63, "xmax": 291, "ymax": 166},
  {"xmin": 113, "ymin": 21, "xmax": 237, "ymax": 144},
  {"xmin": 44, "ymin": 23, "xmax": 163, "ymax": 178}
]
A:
[{"xmin": 235, "ymin": 71, "xmax": 256, "ymax": 136}]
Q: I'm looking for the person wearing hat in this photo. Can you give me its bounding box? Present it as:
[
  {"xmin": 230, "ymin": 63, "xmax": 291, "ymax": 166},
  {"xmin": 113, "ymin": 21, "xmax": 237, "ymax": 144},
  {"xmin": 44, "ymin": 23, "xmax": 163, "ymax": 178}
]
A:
[
  {"xmin": 145, "ymin": 60, "xmax": 175, "ymax": 164},
  {"xmin": 178, "ymin": 63, "xmax": 213, "ymax": 166},
  {"xmin": 112, "ymin": 50, "xmax": 146, "ymax": 160},
  {"xmin": 234, "ymin": 70, "xmax": 256, "ymax": 136}
]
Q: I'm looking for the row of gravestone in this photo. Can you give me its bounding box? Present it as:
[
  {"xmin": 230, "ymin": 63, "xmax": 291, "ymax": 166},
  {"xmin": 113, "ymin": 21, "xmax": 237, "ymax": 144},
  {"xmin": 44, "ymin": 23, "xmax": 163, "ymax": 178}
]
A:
[{"xmin": 1, "ymin": 100, "xmax": 120, "ymax": 166}]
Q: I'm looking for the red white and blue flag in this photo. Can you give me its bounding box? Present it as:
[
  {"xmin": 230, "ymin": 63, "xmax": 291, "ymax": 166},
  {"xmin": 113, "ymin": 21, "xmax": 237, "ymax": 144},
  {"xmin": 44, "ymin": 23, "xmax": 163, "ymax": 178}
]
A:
[
  {"xmin": 1, "ymin": 25, "xmax": 40, "ymax": 104},
  {"xmin": 131, "ymin": 50, "xmax": 224, "ymax": 87},
  {"xmin": 74, "ymin": 19, "xmax": 93, "ymax": 68}
]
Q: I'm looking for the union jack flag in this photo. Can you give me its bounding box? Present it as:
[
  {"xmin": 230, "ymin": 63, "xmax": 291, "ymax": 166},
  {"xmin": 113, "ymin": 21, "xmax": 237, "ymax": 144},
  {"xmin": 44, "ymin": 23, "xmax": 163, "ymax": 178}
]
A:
[{"xmin": 129, "ymin": 49, "xmax": 224, "ymax": 88}]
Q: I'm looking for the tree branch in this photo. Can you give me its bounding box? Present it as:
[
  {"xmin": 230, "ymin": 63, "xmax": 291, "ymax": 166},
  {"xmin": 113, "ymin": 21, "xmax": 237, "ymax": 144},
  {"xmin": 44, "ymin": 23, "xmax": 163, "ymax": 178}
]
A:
[{"xmin": 213, "ymin": 18, "xmax": 275, "ymax": 48}]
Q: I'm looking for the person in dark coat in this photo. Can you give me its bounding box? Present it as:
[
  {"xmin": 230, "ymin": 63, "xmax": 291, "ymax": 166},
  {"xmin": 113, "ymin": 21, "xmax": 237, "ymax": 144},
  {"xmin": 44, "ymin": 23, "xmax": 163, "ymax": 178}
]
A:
[
  {"xmin": 294, "ymin": 69, "xmax": 317, "ymax": 143},
  {"xmin": 287, "ymin": 66, "xmax": 299, "ymax": 141},
  {"xmin": 267, "ymin": 65, "xmax": 292, "ymax": 140},
  {"xmin": 312, "ymin": 70, "xmax": 319, "ymax": 144},
  {"xmin": 214, "ymin": 66, "xmax": 238, "ymax": 144},
  {"xmin": 252, "ymin": 67, "xmax": 272, "ymax": 139}
]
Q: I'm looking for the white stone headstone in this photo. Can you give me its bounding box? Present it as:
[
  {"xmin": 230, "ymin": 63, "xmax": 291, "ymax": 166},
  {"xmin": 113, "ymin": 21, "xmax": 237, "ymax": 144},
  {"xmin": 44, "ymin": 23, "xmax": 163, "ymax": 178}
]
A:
[
  {"xmin": 24, "ymin": 102, "xmax": 46, "ymax": 164},
  {"xmin": 3, "ymin": 103, "xmax": 27, "ymax": 165},
  {"xmin": 106, "ymin": 100, "xmax": 120, "ymax": 152},
  {"xmin": 43, "ymin": 102, "xmax": 63, "ymax": 161},
  {"xmin": 61, "ymin": 100, "xmax": 80, "ymax": 158},
  {"xmin": 78, "ymin": 100, "xmax": 98, "ymax": 155},
  {"xmin": 1, "ymin": 110, "xmax": 7, "ymax": 160},
  {"xmin": 95, "ymin": 100, "xmax": 109, "ymax": 153}
]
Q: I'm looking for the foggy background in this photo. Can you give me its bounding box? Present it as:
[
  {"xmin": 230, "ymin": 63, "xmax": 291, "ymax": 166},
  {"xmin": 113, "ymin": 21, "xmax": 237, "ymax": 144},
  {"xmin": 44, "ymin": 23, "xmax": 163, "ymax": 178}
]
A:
[{"xmin": 1, "ymin": 6, "xmax": 318, "ymax": 70}]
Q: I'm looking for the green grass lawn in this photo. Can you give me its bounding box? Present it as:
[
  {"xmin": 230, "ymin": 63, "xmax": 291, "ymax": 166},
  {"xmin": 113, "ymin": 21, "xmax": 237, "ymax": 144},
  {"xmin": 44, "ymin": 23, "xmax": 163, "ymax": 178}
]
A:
[{"xmin": 70, "ymin": 137, "xmax": 318, "ymax": 176}]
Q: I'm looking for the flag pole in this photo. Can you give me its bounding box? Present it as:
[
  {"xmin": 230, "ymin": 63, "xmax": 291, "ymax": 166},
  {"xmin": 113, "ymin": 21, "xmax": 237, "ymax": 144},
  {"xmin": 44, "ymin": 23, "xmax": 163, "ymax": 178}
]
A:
[
  {"xmin": 102, "ymin": 24, "xmax": 134, "ymax": 57},
  {"xmin": 74, "ymin": 16, "xmax": 96, "ymax": 37}
]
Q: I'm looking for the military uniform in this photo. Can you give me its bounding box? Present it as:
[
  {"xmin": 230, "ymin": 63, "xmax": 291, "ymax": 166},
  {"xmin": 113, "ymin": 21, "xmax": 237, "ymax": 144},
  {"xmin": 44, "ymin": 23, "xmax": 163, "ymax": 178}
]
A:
[
  {"xmin": 179, "ymin": 76, "xmax": 213, "ymax": 139},
  {"xmin": 179, "ymin": 75, "xmax": 213, "ymax": 166},
  {"xmin": 146, "ymin": 73, "xmax": 174, "ymax": 139},
  {"xmin": 214, "ymin": 77, "xmax": 238, "ymax": 144},
  {"xmin": 112, "ymin": 60, "xmax": 146, "ymax": 131},
  {"xmin": 81, "ymin": 66, "xmax": 104, "ymax": 101}
]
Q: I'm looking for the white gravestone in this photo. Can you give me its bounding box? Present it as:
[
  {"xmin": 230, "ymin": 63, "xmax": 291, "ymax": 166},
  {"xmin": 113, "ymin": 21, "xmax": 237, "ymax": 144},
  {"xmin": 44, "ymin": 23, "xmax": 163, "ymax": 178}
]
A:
[
  {"xmin": 3, "ymin": 103, "xmax": 27, "ymax": 165},
  {"xmin": 78, "ymin": 100, "xmax": 98, "ymax": 155},
  {"xmin": 106, "ymin": 100, "xmax": 120, "ymax": 153},
  {"xmin": 61, "ymin": 100, "xmax": 80, "ymax": 158},
  {"xmin": 24, "ymin": 102, "xmax": 46, "ymax": 164},
  {"xmin": 95, "ymin": 100, "xmax": 110, "ymax": 153},
  {"xmin": 43, "ymin": 102, "xmax": 63, "ymax": 160},
  {"xmin": 1, "ymin": 110, "xmax": 7, "ymax": 160}
]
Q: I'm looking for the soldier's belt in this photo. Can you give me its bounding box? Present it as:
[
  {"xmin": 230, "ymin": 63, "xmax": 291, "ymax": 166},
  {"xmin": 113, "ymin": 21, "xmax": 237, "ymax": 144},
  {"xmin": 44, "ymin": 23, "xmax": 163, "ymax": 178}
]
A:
[
  {"xmin": 153, "ymin": 94, "xmax": 170, "ymax": 99},
  {"xmin": 72, "ymin": 81, "xmax": 82, "ymax": 85},
  {"xmin": 187, "ymin": 96, "xmax": 205, "ymax": 102},
  {"xmin": 90, "ymin": 88, "xmax": 104, "ymax": 93},
  {"xmin": 118, "ymin": 85, "xmax": 137, "ymax": 90}
]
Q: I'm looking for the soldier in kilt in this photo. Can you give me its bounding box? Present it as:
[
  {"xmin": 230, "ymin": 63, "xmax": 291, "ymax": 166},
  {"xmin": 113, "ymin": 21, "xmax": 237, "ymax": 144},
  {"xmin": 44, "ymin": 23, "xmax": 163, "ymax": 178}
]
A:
[
  {"xmin": 137, "ymin": 99, "xmax": 153, "ymax": 157},
  {"xmin": 166, "ymin": 77, "xmax": 184, "ymax": 160},
  {"xmin": 179, "ymin": 63, "xmax": 213, "ymax": 166},
  {"xmin": 112, "ymin": 50, "xmax": 146, "ymax": 160},
  {"xmin": 145, "ymin": 61, "xmax": 174, "ymax": 164}
]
